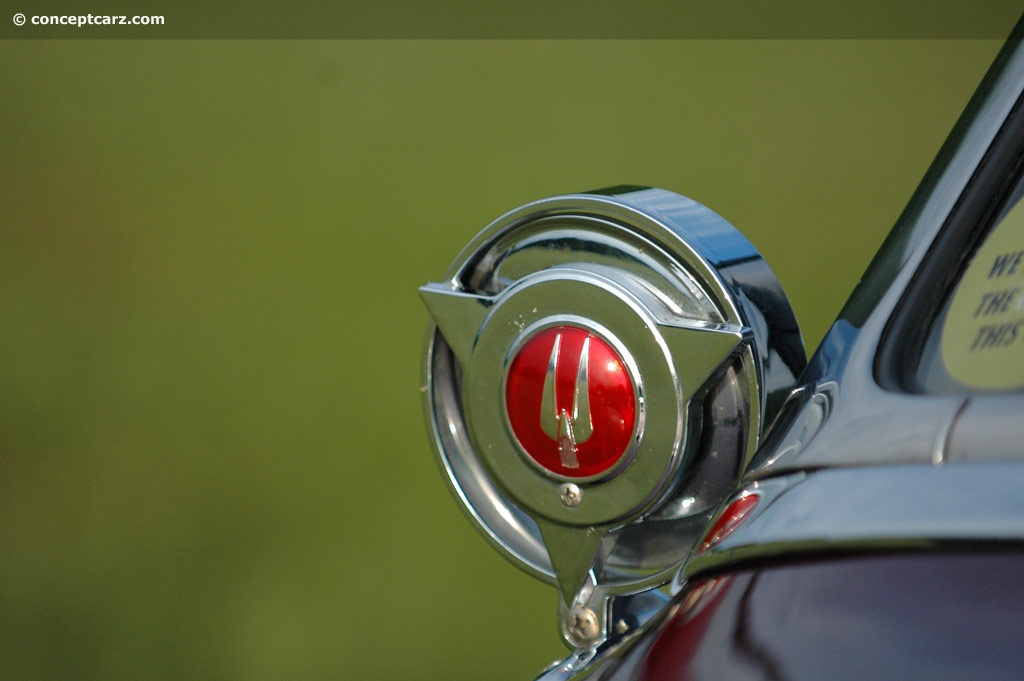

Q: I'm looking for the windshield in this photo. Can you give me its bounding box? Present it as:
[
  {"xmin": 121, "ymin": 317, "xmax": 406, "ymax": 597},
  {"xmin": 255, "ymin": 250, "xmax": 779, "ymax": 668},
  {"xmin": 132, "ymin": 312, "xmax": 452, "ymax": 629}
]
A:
[{"xmin": 917, "ymin": 177, "xmax": 1024, "ymax": 392}]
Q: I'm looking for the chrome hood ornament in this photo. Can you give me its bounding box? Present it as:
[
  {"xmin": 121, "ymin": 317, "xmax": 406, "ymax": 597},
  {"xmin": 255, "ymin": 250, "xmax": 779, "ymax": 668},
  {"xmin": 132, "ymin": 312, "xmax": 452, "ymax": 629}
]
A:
[
  {"xmin": 539, "ymin": 331, "xmax": 592, "ymax": 470},
  {"xmin": 420, "ymin": 186, "xmax": 804, "ymax": 649}
]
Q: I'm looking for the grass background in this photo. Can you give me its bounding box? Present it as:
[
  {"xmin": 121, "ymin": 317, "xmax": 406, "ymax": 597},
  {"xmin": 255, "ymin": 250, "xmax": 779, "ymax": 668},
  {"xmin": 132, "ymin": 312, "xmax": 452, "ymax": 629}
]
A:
[{"xmin": 0, "ymin": 39, "xmax": 1002, "ymax": 680}]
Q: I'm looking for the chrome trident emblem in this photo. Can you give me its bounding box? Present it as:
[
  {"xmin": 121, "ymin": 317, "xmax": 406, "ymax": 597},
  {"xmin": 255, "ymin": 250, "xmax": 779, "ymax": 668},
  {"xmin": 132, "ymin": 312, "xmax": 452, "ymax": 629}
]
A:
[{"xmin": 540, "ymin": 334, "xmax": 593, "ymax": 469}]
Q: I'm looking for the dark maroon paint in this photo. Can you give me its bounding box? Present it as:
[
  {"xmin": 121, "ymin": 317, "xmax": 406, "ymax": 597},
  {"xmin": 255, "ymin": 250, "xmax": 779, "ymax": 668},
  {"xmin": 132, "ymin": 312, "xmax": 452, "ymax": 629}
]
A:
[{"xmin": 626, "ymin": 552, "xmax": 1024, "ymax": 681}]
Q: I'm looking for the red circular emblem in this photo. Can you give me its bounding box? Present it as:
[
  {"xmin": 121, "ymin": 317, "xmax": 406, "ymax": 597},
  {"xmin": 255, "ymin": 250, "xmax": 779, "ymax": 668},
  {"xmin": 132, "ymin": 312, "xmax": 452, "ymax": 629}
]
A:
[{"xmin": 505, "ymin": 326, "xmax": 637, "ymax": 479}]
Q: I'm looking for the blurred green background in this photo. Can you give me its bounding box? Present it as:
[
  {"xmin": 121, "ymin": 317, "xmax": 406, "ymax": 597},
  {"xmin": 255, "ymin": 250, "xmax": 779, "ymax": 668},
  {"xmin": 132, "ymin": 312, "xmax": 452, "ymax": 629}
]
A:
[{"xmin": 0, "ymin": 39, "xmax": 1001, "ymax": 680}]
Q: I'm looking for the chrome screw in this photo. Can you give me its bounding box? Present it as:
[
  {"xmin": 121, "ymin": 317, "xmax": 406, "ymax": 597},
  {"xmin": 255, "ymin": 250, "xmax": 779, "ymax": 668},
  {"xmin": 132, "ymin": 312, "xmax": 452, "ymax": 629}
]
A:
[
  {"xmin": 559, "ymin": 483, "xmax": 582, "ymax": 508},
  {"xmin": 564, "ymin": 607, "xmax": 600, "ymax": 645}
]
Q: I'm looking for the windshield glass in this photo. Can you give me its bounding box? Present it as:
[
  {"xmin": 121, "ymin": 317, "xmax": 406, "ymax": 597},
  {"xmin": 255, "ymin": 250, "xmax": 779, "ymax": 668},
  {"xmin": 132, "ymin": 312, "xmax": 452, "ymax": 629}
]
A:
[{"xmin": 918, "ymin": 181, "xmax": 1024, "ymax": 391}]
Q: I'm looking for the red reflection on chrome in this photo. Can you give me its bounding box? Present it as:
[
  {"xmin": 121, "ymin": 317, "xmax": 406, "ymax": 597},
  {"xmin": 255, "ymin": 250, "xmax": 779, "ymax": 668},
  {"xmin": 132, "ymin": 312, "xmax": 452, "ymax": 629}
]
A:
[
  {"xmin": 505, "ymin": 326, "xmax": 636, "ymax": 478},
  {"xmin": 698, "ymin": 493, "xmax": 760, "ymax": 553}
]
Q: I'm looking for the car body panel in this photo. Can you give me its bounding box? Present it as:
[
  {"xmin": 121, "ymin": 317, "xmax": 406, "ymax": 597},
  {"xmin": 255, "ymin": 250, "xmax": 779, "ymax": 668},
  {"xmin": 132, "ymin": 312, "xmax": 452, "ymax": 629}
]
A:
[
  {"xmin": 423, "ymin": 14, "xmax": 1024, "ymax": 681},
  {"xmin": 586, "ymin": 15, "xmax": 1024, "ymax": 679},
  {"xmin": 632, "ymin": 552, "xmax": 1024, "ymax": 681},
  {"xmin": 539, "ymin": 15, "xmax": 1024, "ymax": 680}
]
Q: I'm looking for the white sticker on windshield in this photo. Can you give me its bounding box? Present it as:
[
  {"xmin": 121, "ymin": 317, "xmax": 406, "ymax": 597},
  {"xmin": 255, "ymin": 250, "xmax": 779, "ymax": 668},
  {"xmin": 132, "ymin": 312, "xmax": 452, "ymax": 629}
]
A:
[{"xmin": 941, "ymin": 200, "xmax": 1024, "ymax": 390}]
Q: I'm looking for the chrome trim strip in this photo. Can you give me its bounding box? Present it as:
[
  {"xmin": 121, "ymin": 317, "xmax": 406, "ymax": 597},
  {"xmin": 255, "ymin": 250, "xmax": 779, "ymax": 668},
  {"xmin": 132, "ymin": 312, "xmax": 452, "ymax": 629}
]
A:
[{"xmin": 686, "ymin": 462, "xmax": 1024, "ymax": 581}]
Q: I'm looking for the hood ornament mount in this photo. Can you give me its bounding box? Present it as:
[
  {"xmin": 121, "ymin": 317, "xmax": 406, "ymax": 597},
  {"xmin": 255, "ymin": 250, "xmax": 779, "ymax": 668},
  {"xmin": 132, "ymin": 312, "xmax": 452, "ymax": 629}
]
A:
[{"xmin": 421, "ymin": 186, "xmax": 804, "ymax": 651}]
